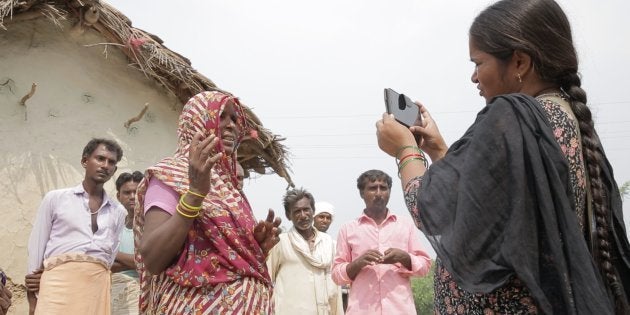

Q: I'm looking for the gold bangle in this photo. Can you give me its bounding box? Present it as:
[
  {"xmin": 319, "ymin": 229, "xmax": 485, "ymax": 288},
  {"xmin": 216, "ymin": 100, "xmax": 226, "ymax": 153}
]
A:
[
  {"xmin": 179, "ymin": 195, "xmax": 202, "ymax": 211},
  {"xmin": 186, "ymin": 190, "xmax": 206, "ymax": 199},
  {"xmin": 176, "ymin": 204, "xmax": 199, "ymax": 219}
]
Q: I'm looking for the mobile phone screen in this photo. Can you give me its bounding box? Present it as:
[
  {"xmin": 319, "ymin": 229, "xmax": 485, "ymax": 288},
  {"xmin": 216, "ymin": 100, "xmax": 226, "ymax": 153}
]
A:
[{"xmin": 384, "ymin": 88, "xmax": 420, "ymax": 127}]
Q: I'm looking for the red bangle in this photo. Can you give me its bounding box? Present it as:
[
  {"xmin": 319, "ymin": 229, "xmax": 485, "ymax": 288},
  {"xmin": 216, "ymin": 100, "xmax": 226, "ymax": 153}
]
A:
[{"xmin": 398, "ymin": 153, "xmax": 422, "ymax": 164}]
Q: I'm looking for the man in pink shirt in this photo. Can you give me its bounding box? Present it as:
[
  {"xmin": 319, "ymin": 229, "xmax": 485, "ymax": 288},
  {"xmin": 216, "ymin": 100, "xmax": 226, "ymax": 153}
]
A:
[{"xmin": 332, "ymin": 169, "xmax": 432, "ymax": 314}]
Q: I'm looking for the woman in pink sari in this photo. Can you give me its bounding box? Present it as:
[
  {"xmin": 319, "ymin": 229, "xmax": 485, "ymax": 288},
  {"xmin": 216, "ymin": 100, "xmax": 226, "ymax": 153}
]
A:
[{"xmin": 134, "ymin": 91, "xmax": 281, "ymax": 314}]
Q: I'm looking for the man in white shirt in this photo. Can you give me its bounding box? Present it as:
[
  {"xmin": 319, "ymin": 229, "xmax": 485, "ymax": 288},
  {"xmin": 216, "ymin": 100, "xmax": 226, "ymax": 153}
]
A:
[
  {"xmin": 25, "ymin": 138, "xmax": 126, "ymax": 315},
  {"xmin": 267, "ymin": 188, "xmax": 343, "ymax": 315}
]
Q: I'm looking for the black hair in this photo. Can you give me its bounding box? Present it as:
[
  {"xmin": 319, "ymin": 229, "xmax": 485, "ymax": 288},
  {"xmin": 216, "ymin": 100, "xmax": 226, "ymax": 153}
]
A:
[
  {"xmin": 82, "ymin": 138, "xmax": 123, "ymax": 162},
  {"xmin": 115, "ymin": 171, "xmax": 144, "ymax": 192},
  {"xmin": 356, "ymin": 169, "xmax": 392, "ymax": 192},
  {"xmin": 471, "ymin": 0, "xmax": 627, "ymax": 311},
  {"xmin": 282, "ymin": 188, "xmax": 315, "ymax": 219}
]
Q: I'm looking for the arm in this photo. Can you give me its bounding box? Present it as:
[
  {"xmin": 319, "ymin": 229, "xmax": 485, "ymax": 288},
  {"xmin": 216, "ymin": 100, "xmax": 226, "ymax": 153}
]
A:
[
  {"xmin": 331, "ymin": 227, "xmax": 352, "ymax": 285},
  {"xmin": 109, "ymin": 206, "xmax": 126, "ymax": 267},
  {"xmin": 25, "ymin": 192, "xmax": 53, "ymax": 309},
  {"xmin": 111, "ymin": 252, "xmax": 136, "ymax": 273},
  {"xmin": 138, "ymin": 207, "xmax": 196, "ymax": 274},
  {"xmin": 376, "ymin": 104, "xmax": 448, "ymax": 188},
  {"xmin": 139, "ymin": 132, "xmax": 221, "ymax": 274},
  {"xmin": 27, "ymin": 193, "xmax": 54, "ymax": 275},
  {"xmin": 0, "ymin": 283, "xmax": 11, "ymax": 315},
  {"xmin": 27, "ymin": 291, "xmax": 36, "ymax": 315},
  {"xmin": 331, "ymin": 227, "xmax": 383, "ymax": 283}
]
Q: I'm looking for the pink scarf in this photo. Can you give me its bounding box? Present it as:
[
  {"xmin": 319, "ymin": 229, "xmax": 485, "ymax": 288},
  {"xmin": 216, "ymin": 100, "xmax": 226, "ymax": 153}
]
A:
[{"xmin": 134, "ymin": 91, "xmax": 270, "ymax": 310}]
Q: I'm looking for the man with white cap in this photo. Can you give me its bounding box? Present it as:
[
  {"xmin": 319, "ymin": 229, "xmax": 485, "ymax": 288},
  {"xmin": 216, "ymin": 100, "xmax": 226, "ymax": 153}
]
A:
[{"xmin": 313, "ymin": 201, "xmax": 335, "ymax": 233}]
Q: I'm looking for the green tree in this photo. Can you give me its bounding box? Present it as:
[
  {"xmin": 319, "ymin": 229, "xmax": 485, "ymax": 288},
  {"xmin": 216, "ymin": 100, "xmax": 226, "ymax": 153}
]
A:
[
  {"xmin": 411, "ymin": 261, "xmax": 435, "ymax": 315},
  {"xmin": 620, "ymin": 180, "xmax": 630, "ymax": 200}
]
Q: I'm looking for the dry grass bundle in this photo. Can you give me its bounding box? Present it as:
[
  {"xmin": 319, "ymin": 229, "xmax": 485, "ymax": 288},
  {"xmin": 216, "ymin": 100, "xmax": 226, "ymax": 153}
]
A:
[{"xmin": 0, "ymin": 0, "xmax": 294, "ymax": 187}]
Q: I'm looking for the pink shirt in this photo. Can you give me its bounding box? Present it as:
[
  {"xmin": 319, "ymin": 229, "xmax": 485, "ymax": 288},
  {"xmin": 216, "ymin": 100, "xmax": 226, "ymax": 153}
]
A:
[
  {"xmin": 27, "ymin": 184, "xmax": 126, "ymax": 273},
  {"xmin": 143, "ymin": 177, "xmax": 179, "ymax": 214},
  {"xmin": 332, "ymin": 211, "xmax": 431, "ymax": 315}
]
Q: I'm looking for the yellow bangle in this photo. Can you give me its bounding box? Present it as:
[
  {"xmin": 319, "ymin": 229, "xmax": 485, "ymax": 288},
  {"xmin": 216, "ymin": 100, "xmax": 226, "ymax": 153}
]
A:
[
  {"xmin": 179, "ymin": 195, "xmax": 202, "ymax": 211},
  {"xmin": 186, "ymin": 190, "xmax": 206, "ymax": 199},
  {"xmin": 176, "ymin": 204, "xmax": 199, "ymax": 219}
]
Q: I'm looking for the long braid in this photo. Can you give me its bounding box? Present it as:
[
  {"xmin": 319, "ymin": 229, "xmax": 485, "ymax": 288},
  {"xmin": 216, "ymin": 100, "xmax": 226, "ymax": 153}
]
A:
[{"xmin": 560, "ymin": 73, "xmax": 629, "ymax": 313}]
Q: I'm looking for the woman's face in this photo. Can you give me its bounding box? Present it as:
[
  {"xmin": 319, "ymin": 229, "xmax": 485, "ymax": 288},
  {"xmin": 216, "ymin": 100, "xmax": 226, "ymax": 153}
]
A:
[
  {"xmin": 219, "ymin": 102, "xmax": 241, "ymax": 155},
  {"xmin": 469, "ymin": 39, "xmax": 519, "ymax": 103}
]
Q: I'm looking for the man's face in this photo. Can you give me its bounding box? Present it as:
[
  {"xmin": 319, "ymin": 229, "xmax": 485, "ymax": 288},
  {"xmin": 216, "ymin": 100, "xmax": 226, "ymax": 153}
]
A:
[
  {"xmin": 82, "ymin": 144, "xmax": 118, "ymax": 184},
  {"xmin": 117, "ymin": 180, "xmax": 139, "ymax": 213},
  {"xmin": 360, "ymin": 179, "xmax": 390, "ymax": 211},
  {"xmin": 289, "ymin": 197, "xmax": 314, "ymax": 233},
  {"xmin": 313, "ymin": 212, "xmax": 332, "ymax": 233}
]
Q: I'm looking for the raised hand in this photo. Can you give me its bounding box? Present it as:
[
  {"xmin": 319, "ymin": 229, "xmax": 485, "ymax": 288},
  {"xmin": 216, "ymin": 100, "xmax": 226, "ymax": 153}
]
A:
[
  {"xmin": 253, "ymin": 209, "xmax": 282, "ymax": 255},
  {"xmin": 376, "ymin": 112, "xmax": 417, "ymax": 158},
  {"xmin": 409, "ymin": 103, "xmax": 448, "ymax": 161},
  {"xmin": 188, "ymin": 132, "xmax": 222, "ymax": 196}
]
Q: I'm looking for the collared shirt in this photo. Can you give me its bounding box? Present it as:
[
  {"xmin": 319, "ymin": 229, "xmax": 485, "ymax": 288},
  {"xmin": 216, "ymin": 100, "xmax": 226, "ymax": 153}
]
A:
[
  {"xmin": 27, "ymin": 184, "xmax": 126, "ymax": 273},
  {"xmin": 267, "ymin": 227, "xmax": 343, "ymax": 315},
  {"xmin": 332, "ymin": 211, "xmax": 431, "ymax": 315}
]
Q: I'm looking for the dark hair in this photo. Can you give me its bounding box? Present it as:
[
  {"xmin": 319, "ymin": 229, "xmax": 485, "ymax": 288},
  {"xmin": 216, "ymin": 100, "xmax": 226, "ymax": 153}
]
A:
[
  {"xmin": 471, "ymin": 0, "xmax": 626, "ymax": 311},
  {"xmin": 282, "ymin": 188, "xmax": 315, "ymax": 219},
  {"xmin": 115, "ymin": 171, "xmax": 144, "ymax": 192},
  {"xmin": 356, "ymin": 169, "xmax": 392, "ymax": 192},
  {"xmin": 82, "ymin": 138, "xmax": 123, "ymax": 162}
]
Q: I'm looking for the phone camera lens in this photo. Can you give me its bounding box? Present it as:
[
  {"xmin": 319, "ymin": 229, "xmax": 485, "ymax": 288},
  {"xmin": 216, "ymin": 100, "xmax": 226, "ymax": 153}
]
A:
[{"xmin": 398, "ymin": 94, "xmax": 407, "ymax": 110}]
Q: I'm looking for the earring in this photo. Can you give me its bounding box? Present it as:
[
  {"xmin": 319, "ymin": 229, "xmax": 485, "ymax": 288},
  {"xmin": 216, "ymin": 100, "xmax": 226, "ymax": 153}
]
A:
[{"xmin": 517, "ymin": 73, "xmax": 522, "ymax": 83}]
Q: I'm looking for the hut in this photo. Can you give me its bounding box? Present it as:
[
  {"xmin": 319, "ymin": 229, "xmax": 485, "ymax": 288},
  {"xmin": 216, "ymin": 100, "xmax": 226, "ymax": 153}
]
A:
[{"xmin": 0, "ymin": 0, "xmax": 293, "ymax": 313}]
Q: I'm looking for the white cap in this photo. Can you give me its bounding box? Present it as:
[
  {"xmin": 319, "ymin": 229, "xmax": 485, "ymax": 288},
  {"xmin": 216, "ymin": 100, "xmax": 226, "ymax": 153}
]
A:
[{"xmin": 314, "ymin": 201, "xmax": 335, "ymax": 218}]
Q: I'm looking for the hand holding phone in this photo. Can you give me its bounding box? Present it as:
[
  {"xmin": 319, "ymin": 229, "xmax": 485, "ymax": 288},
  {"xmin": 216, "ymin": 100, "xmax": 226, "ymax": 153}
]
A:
[{"xmin": 384, "ymin": 88, "xmax": 422, "ymax": 127}]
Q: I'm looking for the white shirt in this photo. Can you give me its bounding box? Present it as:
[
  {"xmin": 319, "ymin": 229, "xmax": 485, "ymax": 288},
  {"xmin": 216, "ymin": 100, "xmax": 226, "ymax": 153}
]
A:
[
  {"xmin": 267, "ymin": 227, "xmax": 343, "ymax": 315},
  {"xmin": 27, "ymin": 184, "xmax": 126, "ymax": 273}
]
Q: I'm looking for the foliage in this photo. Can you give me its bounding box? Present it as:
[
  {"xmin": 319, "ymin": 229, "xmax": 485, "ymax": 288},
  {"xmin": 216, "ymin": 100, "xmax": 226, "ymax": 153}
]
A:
[
  {"xmin": 620, "ymin": 180, "xmax": 630, "ymax": 200},
  {"xmin": 411, "ymin": 261, "xmax": 436, "ymax": 315}
]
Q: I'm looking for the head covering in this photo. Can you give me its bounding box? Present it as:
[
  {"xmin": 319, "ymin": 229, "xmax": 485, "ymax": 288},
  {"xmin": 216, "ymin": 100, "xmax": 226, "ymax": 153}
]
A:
[
  {"xmin": 134, "ymin": 91, "xmax": 271, "ymax": 312},
  {"xmin": 314, "ymin": 201, "xmax": 335, "ymax": 218}
]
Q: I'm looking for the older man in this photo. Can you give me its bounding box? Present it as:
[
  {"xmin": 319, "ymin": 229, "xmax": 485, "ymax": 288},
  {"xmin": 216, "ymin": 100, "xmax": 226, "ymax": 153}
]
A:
[
  {"xmin": 267, "ymin": 188, "xmax": 343, "ymax": 314},
  {"xmin": 332, "ymin": 169, "xmax": 432, "ymax": 314}
]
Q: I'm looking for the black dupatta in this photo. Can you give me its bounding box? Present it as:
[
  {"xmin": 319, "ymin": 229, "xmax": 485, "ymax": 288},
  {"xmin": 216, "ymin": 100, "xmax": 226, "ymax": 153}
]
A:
[{"xmin": 416, "ymin": 94, "xmax": 629, "ymax": 314}]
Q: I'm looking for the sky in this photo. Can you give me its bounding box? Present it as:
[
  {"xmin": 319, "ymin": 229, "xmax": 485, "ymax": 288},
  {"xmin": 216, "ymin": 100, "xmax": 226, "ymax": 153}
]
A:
[{"xmin": 106, "ymin": 0, "xmax": 630, "ymax": 257}]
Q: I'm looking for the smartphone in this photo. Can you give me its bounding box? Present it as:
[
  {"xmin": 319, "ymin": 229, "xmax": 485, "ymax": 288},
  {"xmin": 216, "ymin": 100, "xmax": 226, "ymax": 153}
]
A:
[{"xmin": 384, "ymin": 88, "xmax": 421, "ymax": 127}]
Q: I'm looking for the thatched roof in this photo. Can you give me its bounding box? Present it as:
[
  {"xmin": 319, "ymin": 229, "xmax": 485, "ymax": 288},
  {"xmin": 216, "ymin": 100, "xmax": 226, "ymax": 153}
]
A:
[{"xmin": 0, "ymin": 0, "xmax": 294, "ymax": 187}]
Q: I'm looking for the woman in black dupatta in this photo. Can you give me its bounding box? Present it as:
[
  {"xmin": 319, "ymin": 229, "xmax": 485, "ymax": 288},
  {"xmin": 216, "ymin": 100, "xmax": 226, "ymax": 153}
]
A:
[{"xmin": 376, "ymin": 0, "xmax": 630, "ymax": 314}]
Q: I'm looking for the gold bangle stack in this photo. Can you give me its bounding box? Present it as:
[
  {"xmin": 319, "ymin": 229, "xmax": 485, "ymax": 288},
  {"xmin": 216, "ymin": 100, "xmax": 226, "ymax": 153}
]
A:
[{"xmin": 176, "ymin": 192, "xmax": 203, "ymax": 219}]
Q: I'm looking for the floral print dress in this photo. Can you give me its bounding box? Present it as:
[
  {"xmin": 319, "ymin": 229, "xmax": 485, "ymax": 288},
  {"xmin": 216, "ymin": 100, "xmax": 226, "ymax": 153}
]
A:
[{"xmin": 404, "ymin": 94, "xmax": 587, "ymax": 314}]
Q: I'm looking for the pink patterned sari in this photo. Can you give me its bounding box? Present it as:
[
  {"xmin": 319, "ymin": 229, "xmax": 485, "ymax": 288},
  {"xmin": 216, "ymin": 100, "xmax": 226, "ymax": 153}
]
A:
[{"xmin": 133, "ymin": 91, "xmax": 272, "ymax": 314}]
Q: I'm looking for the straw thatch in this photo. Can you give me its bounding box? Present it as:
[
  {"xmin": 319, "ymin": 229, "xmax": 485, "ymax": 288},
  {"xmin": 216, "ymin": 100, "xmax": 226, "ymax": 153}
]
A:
[{"xmin": 0, "ymin": 0, "xmax": 294, "ymax": 187}]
